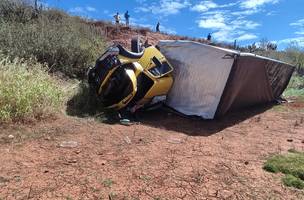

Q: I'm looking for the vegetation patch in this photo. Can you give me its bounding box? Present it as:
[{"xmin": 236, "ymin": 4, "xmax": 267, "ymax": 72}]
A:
[
  {"xmin": 283, "ymin": 76, "xmax": 304, "ymax": 99},
  {"xmin": 0, "ymin": 0, "xmax": 105, "ymax": 78},
  {"xmin": 0, "ymin": 56, "xmax": 63, "ymax": 122},
  {"xmin": 102, "ymin": 178, "xmax": 114, "ymax": 188},
  {"xmin": 263, "ymin": 151, "xmax": 304, "ymax": 189}
]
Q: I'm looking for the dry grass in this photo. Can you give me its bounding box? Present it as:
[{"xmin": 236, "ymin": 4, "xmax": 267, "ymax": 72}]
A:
[{"xmin": 0, "ymin": 56, "xmax": 63, "ymax": 122}]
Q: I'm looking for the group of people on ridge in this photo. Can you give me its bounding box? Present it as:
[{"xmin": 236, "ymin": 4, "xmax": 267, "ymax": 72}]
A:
[
  {"xmin": 113, "ymin": 11, "xmax": 211, "ymax": 41},
  {"xmin": 114, "ymin": 11, "xmax": 161, "ymax": 32},
  {"xmin": 113, "ymin": 11, "xmax": 129, "ymax": 26}
]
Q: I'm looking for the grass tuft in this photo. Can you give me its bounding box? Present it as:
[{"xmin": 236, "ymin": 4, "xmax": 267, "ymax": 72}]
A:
[
  {"xmin": 263, "ymin": 151, "xmax": 304, "ymax": 189},
  {"xmin": 282, "ymin": 174, "xmax": 304, "ymax": 189},
  {"xmin": 103, "ymin": 179, "xmax": 114, "ymax": 188}
]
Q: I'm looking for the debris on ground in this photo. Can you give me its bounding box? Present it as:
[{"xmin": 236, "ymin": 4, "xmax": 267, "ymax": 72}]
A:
[{"xmin": 59, "ymin": 141, "xmax": 78, "ymax": 148}]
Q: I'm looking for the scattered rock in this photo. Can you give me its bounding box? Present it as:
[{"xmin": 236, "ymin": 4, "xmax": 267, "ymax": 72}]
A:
[
  {"xmin": 75, "ymin": 150, "xmax": 81, "ymax": 154},
  {"xmin": 219, "ymin": 190, "xmax": 234, "ymax": 199},
  {"xmin": 294, "ymin": 120, "xmax": 299, "ymax": 127},
  {"xmin": 59, "ymin": 141, "xmax": 78, "ymax": 148},
  {"xmin": 124, "ymin": 136, "xmax": 131, "ymax": 144},
  {"xmin": 45, "ymin": 136, "xmax": 51, "ymax": 141},
  {"xmin": 255, "ymin": 116, "xmax": 261, "ymax": 122},
  {"xmin": 44, "ymin": 170, "xmax": 49, "ymax": 173},
  {"xmin": 301, "ymin": 140, "xmax": 304, "ymax": 144},
  {"xmin": 244, "ymin": 161, "xmax": 249, "ymax": 165},
  {"xmin": 120, "ymin": 119, "xmax": 132, "ymax": 126},
  {"xmin": 101, "ymin": 160, "xmax": 107, "ymax": 165},
  {"xmin": 68, "ymin": 159, "xmax": 77, "ymax": 164},
  {"xmin": 167, "ymin": 137, "xmax": 183, "ymax": 144},
  {"xmin": 287, "ymin": 139, "xmax": 293, "ymax": 142},
  {"xmin": 208, "ymin": 189, "xmax": 218, "ymax": 197},
  {"xmin": 0, "ymin": 176, "xmax": 9, "ymax": 183},
  {"xmin": 8, "ymin": 135, "xmax": 14, "ymax": 139}
]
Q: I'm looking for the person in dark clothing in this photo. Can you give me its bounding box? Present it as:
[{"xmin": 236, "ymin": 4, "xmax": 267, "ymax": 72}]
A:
[
  {"xmin": 207, "ymin": 33, "xmax": 212, "ymax": 41},
  {"xmin": 124, "ymin": 11, "xmax": 130, "ymax": 26},
  {"xmin": 156, "ymin": 22, "xmax": 160, "ymax": 32}
]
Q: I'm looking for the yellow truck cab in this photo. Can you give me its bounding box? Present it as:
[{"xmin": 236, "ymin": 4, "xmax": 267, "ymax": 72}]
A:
[{"xmin": 88, "ymin": 44, "xmax": 174, "ymax": 111}]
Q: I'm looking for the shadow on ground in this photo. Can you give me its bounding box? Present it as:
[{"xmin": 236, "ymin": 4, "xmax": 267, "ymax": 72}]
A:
[
  {"xmin": 66, "ymin": 82, "xmax": 119, "ymax": 124},
  {"xmin": 137, "ymin": 104, "xmax": 274, "ymax": 136},
  {"xmin": 66, "ymin": 82, "xmax": 274, "ymax": 135}
]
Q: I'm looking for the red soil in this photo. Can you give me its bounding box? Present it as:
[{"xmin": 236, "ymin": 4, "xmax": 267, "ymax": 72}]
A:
[{"xmin": 0, "ymin": 102, "xmax": 304, "ymax": 199}]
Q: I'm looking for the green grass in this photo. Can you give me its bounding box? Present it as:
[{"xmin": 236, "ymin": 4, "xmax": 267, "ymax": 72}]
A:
[
  {"xmin": 0, "ymin": 56, "xmax": 64, "ymax": 122},
  {"xmin": 283, "ymin": 75, "xmax": 304, "ymax": 99},
  {"xmin": 0, "ymin": 0, "xmax": 105, "ymax": 78},
  {"xmin": 282, "ymin": 175, "xmax": 304, "ymax": 189},
  {"xmin": 263, "ymin": 151, "xmax": 304, "ymax": 189},
  {"xmin": 102, "ymin": 179, "xmax": 114, "ymax": 188}
]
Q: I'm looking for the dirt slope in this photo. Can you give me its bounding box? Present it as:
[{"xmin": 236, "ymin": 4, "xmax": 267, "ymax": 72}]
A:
[
  {"xmin": 91, "ymin": 21, "xmax": 208, "ymax": 49},
  {"xmin": 0, "ymin": 102, "xmax": 304, "ymax": 199}
]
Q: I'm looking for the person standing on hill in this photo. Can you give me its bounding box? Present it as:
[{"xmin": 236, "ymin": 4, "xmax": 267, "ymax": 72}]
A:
[
  {"xmin": 124, "ymin": 11, "xmax": 130, "ymax": 26},
  {"xmin": 156, "ymin": 22, "xmax": 160, "ymax": 32},
  {"xmin": 114, "ymin": 12, "xmax": 121, "ymax": 25},
  {"xmin": 207, "ymin": 33, "xmax": 212, "ymax": 41}
]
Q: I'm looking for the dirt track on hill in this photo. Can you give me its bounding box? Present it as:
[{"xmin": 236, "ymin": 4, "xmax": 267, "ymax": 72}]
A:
[{"xmin": 0, "ymin": 102, "xmax": 304, "ymax": 200}]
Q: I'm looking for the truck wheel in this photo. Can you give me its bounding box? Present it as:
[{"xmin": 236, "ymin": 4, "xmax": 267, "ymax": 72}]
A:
[{"xmin": 131, "ymin": 36, "xmax": 143, "ymax": 53}]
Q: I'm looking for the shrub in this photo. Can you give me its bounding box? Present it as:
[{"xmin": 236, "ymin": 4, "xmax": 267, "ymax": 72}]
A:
[
  {"xmin": 0, "ymin": 0, "xmax": 35, "ymax": 23},
  {"xmin": 0, "ymin": 56, "xmax": 63, "ymax": 122},
  {"xmin": 0, "ymin": 0, "xmax": 105, "ymax": 78}
]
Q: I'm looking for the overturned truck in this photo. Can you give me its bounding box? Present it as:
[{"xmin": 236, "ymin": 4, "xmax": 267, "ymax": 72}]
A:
[
  {"xmin": 158, "ymin": 40, "xmax": 295, "ymax": 119},
  {"xmin": 88, "ymin": 40, "xmax": 295, "ymax": 119}
]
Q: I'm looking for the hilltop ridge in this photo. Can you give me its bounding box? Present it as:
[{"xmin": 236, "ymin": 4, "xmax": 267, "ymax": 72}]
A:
[{"xmin": 90, "ymin": 20, "xmax": 209, "ymax": 49}]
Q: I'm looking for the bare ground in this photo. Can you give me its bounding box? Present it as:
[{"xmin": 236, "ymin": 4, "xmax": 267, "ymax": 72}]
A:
[{"xmin": 0, "ymin": 102, "xmax": 304, "ymax": 200}]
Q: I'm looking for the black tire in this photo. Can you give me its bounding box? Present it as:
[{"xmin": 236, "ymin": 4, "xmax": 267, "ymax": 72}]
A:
[{"xmin": 131, "ymin": 36, "xmax": 142, "ymax": 53}]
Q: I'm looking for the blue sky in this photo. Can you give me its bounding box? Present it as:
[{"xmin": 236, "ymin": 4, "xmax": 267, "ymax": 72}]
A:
[{"xmin": 44, "ymin": 0, "xmax": 304, "ymax": 49}]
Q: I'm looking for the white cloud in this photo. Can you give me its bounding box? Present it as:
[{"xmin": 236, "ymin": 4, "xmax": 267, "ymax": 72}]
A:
[
  {"xmin": 266, "ymin": 11, "xmax": 277, "ymax": 16},
  {"xmin": 135, "ymin": 0, "xmax": 147, "ymax": 3},
  {"xmin": 231, "ymin": 20, "xmax": 260, "ymax": 30},
  {"xmin": 191, "ymin": 1, "xmax": 238, "ymax": 13},
  {"xmin": 240, "ymin": 0, "xmax": 279, "ymax": 9},
  {"xmin": 197, "ymin": 11, "xmax": 260, "ymax": 42},
  {"xmin": 160, "ymin": 25, "xmax": 177, "ymax": 34},
  {"xmin": 136, "ymin": 0, "xmax": 190, "ymax": 16},
  {"xmin": 191, "ymin": 1, "xmax": 217, "ymax": 12},
  {"xmin": 86, "ymin": 6, "xmax": 96, "ymax": 12},
  {"xmin": 290, "ymin": 19, "xmax": 304, "ymax": 35},
  {"xmin": 295, "ymin": 31, "xmax": 304, "ymax": 35},
  {"xmin": 130, "ymin": 17, "xmax": 176, "ymax": 34},
  {"xmin": 290, "ymin": 19, "xmax": 304, "ymax": 27},
  {"xmin": 277, "ymin": 37, "xmax": 304, "ymax": 47},
  {"xmin": 237, "ymin": 33, "xmax": 258, "ymax": 41},
  {"xmin": 198, "ymin": 13, "xmax": 226, "ymax": 29},
  {"xmin": 69, "ymin": 7, "xmax": 85, "ymax": 13},
  {"xmin": 231, "ymin": 9, "xmax": 261, "ymax": 16},
  {"xmin": 69, "ymin": 6, "xmax": 97, "ymax": 14}
]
